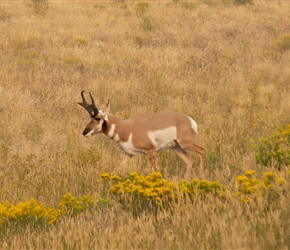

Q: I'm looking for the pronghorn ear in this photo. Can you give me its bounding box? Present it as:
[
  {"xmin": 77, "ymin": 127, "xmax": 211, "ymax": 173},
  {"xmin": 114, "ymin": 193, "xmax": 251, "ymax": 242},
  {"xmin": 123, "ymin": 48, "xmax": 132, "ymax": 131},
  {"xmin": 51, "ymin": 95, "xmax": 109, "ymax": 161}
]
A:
[
  {"xmin": 100, "ymin": 99, "xmax": 110, "ymax": 120},
  {"xmin": 98, "ymin": 98, "xmax": 104, "ymax": 106},
  {"xmin": 106, "ymin": 99, "xmax": 111, "ymax": 113},
  {"xmin": 104, "ymin": 99, "xmax": 110, "ymax": 114}
]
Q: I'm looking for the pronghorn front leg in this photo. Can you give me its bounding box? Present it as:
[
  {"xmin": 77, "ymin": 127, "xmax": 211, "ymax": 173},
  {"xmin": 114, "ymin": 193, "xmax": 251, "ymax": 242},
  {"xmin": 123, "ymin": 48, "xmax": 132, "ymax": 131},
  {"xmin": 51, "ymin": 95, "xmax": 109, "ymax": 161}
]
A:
[{"xmin": 145, "ymin": 149, "xmax": 158, "ymax": 171}]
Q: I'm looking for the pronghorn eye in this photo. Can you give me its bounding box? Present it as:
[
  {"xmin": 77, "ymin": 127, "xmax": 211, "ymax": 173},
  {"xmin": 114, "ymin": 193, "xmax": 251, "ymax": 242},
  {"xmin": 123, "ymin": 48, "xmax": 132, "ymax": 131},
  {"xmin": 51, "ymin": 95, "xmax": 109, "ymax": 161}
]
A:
[{"xmin": 95, "ymin": 117, "xmax": 101, "ymax": 121}]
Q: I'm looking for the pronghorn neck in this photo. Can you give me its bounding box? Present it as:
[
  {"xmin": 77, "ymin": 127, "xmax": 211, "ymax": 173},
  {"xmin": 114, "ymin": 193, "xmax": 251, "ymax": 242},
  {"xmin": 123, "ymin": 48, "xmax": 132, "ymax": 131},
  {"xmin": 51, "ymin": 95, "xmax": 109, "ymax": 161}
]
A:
[{"xmin": 102, "ymin": 114, "xmax": 124, "ymax": 143}]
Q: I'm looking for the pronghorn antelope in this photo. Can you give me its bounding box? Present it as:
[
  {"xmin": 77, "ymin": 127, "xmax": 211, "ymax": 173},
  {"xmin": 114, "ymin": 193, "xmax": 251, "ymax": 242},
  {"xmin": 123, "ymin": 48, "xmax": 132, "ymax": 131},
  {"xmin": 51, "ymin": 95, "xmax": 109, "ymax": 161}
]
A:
[{"xmin": 78, "ymin": 91, "xmax": 205, "ymax": 174}]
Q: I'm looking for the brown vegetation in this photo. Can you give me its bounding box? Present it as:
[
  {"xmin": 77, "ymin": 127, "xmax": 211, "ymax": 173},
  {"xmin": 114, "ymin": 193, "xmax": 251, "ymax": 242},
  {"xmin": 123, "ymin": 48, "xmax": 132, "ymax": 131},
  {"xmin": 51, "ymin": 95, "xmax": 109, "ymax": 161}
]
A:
[{"xmin": 0, "ymin": 1, "xmax": 289, "ymax": 249}]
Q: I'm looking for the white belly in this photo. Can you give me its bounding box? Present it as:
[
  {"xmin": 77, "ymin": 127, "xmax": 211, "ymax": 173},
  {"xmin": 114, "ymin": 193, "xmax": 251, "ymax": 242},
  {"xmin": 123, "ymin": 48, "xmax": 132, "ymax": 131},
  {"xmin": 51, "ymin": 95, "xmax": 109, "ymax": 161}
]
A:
[
  {"xmin": 147, "ymin": 127, "xmax": 177, "ymax": 152},
  {"xmin": 118, "ymin": 134, "xmax": 146, "ymax": 156}
]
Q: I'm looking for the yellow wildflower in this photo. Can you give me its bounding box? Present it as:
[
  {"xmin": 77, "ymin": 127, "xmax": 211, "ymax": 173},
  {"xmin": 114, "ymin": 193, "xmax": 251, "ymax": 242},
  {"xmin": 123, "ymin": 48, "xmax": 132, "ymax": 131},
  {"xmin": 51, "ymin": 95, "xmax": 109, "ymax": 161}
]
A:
[
  {"xmin": 245, "ymin": 170, "xmax": 256, "ymax": 177},
  {"xmin": 100, "ymin": 173, "xmax": 110, "ymax": 181}
]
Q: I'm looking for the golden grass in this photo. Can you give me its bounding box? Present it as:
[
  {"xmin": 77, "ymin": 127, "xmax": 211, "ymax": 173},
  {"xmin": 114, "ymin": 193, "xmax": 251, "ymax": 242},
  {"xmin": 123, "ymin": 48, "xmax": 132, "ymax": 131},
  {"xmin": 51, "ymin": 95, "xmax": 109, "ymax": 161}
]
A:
[{"xmin": 0, "ymin": 1, "xmax": 290, "ymax": 249}]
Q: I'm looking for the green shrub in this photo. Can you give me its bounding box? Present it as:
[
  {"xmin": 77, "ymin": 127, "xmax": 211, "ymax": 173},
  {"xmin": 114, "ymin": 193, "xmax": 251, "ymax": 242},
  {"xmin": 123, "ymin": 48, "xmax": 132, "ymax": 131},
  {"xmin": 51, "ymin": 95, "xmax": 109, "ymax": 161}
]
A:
[
  {"xmin": 133, "ymin": 36, "xmax": 145, "ymax": 48},
  {"xmin": 63, "ymin": 56, "xmax": 84, "ymax": 71},
  {"xmin": 24, "ymin": 121, "xmax": 44, "ymax": 142},
  {"xmin": 233, "ymin": 0, "xmax": 253, "ymax": 5},
  {"xmin": 74, "ymin": 38, "xmax": 88, "ymax": 48},
  {"xmin": 15, "ymin": 50, "xmax": 39, "ymax": 70},
  {"xmin": 273, "ymin": 34, "xmax": 290, "ymax": 52},
  {"xmin": 101, "ymin": 171, "xmax": 174, "ymax": 217},
  {"xmin": 0, "ymin": 199, "xmax": 59, "ymax": 229},
  {"xmin": 140, "ymin": 16, "xmax": 157, "ymax": 31},
  {"xmin": 253, "ymin": 125, "xmax": 290, "ymax": 170},
  {"xmin": 265, "ymin": 34, "xmax": 290, "ymax": 60},
  {"xmin": 0, "ymin": 8, "xmax": 12, "ymax": 21},
  {"xmin": 0, "ymin": 171, "xmax": 288, "ymax": 230},
  {"xmin": 93, "ymin": 61, "xmax": 112, "ymax": 71},
  {"xmin": 101, "ymin": 171, "xmax": 227, "ymax": 217},
  {"xmin": 74, "ymin": 147, "xmax": 102, "ymax": 167},
  {"xmin": 59, "ymin": 194, "xmax": 94, "ymax": 216},
  {"xmin": 180, "ymin": 2, "xmax": 197, "ymax": 10},
  {"xmin": 31, "ymin": 0, "xmax": 49, "ymax": 15},
  {"xmin": 0, "ymin": 194, "xmax": 97, "ymax": 230},
  {"xmin": 235, "ymin": 170, "xmax": 287, "ymax": 204},
  {"xmin": 135, "ymin": 2, "xmax": 150, "ymax": 17}
]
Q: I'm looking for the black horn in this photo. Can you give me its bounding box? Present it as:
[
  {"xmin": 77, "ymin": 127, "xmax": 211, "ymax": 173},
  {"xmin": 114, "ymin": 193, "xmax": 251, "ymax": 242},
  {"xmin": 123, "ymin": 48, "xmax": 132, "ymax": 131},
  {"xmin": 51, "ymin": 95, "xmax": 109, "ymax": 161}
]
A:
[
  {"xmin": 78, "ymin": 91, "xmax": 98, "ymax": 116},
  {"xmin": 89, "ymin": 92, "xmax": 99, "ymax": 115}
]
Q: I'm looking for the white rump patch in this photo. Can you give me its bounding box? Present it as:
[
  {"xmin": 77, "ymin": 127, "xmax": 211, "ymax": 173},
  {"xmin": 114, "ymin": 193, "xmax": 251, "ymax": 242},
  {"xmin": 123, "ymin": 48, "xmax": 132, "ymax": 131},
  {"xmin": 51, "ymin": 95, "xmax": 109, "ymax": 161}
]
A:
[
  {"xmin": 147, "ymin": 127, "xmax": 177, "ymax": 152},
  {"xmin": 188, "ymin": 116, "xmax": 198, "ymax": 134}
]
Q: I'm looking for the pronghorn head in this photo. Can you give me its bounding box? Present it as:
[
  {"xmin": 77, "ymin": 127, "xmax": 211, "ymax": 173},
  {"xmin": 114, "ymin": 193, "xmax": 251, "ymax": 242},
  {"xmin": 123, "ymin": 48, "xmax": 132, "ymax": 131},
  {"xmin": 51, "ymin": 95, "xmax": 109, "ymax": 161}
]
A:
[{"xmin": 78, "ymin": 91, "xmax": 110, "ymax": 137}]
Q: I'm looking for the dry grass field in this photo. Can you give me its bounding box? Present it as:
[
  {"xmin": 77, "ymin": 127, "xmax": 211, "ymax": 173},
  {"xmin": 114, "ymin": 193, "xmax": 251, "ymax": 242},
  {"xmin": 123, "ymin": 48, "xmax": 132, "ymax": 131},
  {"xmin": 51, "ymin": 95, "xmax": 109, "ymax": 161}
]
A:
[{"xmin": 0, "ymin": 0, "xmax": 290, "ymax": 249}]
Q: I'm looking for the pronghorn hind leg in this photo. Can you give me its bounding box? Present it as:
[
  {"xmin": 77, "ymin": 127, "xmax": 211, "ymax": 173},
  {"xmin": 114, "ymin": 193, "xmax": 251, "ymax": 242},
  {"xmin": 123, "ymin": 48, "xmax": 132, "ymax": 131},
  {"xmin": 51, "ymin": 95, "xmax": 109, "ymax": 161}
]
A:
[
  {"xmin": 173, "ymin": 145, "xmax": 194, "ymax": 176},
  {"xmin": 186, "ymin": 144, "xmax": 205, "ymax": 174},
  {"xmin": 177, "ymin": 141, "xmax": 205, "ymax": 174}
]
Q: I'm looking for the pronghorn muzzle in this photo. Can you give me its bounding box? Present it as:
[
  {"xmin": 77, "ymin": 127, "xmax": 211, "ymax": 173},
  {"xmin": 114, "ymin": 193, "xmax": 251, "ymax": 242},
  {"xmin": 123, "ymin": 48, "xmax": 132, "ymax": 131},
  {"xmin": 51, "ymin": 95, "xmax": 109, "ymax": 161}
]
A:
[{"xmin": 83, "ymin": 127, "xmax": 91, "ymax": 136}]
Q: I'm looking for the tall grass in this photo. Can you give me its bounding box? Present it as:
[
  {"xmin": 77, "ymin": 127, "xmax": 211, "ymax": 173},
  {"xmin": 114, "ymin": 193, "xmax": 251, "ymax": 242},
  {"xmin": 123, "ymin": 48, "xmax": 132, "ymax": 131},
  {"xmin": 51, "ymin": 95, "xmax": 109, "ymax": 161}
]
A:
[{"xmin": 0, "ymin": 1, "xmax": 290, "ymax": 249}]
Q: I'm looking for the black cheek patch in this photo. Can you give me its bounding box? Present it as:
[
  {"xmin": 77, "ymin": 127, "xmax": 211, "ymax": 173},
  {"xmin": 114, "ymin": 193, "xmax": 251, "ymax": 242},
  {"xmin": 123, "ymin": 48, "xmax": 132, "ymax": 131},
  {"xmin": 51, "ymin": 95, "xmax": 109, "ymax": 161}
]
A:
[{"xmin": 102, "ymin": 120, "xmax": 107, "ymax": 130}]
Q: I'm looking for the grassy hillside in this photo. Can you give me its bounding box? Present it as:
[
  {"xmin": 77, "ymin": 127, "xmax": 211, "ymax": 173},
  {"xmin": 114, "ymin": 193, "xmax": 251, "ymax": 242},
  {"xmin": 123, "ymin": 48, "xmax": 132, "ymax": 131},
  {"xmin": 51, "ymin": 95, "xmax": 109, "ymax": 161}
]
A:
[{"xmin": 0, "ymin": 1, "xmax": 289, "ymax": 249}]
